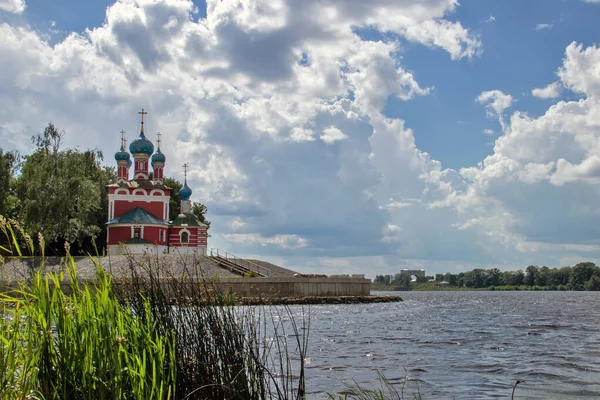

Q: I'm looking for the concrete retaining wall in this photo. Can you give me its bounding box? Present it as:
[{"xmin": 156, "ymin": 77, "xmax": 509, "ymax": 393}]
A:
[
  {"xmin": 214, "ymin": 277, "xmax": 371, "ymax": 297},
  {"xmin": 0, "ymin": 277, "xmax": 371, "ymax": 298}
]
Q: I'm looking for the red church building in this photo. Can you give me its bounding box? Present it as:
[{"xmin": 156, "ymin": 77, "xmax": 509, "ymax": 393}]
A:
[{"xmin": 106, "ymin": 109, "xmax": 209, "ymax": 255}]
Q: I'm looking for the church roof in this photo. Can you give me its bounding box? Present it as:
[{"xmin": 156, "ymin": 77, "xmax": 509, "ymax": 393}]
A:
[
  {"xmin": 107, "ymin": 207, "xmax": 168, "ymax": 226},
  {"xmin": 172, "ymin": 213, "xmax": 207, "ymax": 227},
  {"xmin": 179, "ymin": 181, "xmax": 192, "ymax": 201}
]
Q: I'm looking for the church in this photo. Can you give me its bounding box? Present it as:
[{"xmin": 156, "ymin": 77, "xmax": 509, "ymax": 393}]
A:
[{"xmin": 105, "ymin": 109, "xmax": 209, "ymax": 255}]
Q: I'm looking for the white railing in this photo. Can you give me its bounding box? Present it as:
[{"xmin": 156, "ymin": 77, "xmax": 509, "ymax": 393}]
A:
[{"xmin": 209, "ymin": 248, "xmax": 272, "ymax": 277}]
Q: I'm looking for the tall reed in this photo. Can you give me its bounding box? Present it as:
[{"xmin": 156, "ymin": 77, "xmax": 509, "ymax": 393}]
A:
[
  {"xmin": 0, "ymin": 261, "xmax": 176, "ymax": 399},
  {"xmin": 1, "ymin": 218, "xmax": 308, "ymax": 399},
  {"xmin": 111, "ymin": 250, "xmax": 309, "ymax": 399}
]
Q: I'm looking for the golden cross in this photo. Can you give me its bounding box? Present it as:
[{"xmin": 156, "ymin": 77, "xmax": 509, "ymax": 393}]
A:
[
  {"xmin": 120, "ymin": 129, "xmax": 126, "ymax": 148},
  {"xmin": 138, "ymin": 108, "xmax": 148, "ymax": 133},
  {"xmin": 183, "ymin": 163, "xmax": 189, "ymax": 179},
  {"xmin": 157, "ymin": 132, "xmax": 162, "ymax": 149}
]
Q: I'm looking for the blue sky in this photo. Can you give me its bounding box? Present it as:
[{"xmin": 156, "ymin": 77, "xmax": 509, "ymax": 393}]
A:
[{"xmin": 1, "ymin": 0, "xmax": 600, "ymax": 277}]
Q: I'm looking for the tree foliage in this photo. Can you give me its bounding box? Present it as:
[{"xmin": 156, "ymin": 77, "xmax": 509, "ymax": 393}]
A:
[
  {"xmin": 191, "ymin": 202, "xmax": 211, "ymax": 227},
  {"xmin": 164, "ymin": 176, "xmax": 210, "ymax": 226},
  {"xmin": 11, "ymin": 124, "xmax": 112, "ymax": 254},
  {"xmin": 0, "ymin": 149, "xmax": 20, "ymax": 218},
  {"xmin": 163, "ymin": 177, "xmax": 183, "ymax": 222},
  {"xmin": 418, "ymin": 263, "xmax": 600, "ymax": 291}
]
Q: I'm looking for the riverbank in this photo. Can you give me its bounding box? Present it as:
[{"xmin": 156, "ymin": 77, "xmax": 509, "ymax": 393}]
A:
[
  {"xmin": 239, "ymin": 295, "xmax": 402, "ymax": 305},
  {"xmin": 372, "ymin": 281, "xmax": 591, "ymax": 291},
  {"xmin": 371, "ymin": 282, "xmax": 485, "ymax": 291}
]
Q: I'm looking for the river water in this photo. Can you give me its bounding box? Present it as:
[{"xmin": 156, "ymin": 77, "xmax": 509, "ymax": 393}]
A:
[{"xmin": 288, "ymin": 291, "xmax": 600, "ymax": 399}]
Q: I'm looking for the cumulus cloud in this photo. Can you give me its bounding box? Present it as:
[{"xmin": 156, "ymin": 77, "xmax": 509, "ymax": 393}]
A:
[
  {"xmin": 535, "ymin": 23, "xmax": 553, "ymax": 31},
  {"xmin": 476, "ymin": 90, "xmax": 514, "ymax": 118},
  {"xmin": 222, "ymin": 233, "xmax": 308, "ymax": 250},
  {"xmin": 558, "ymin": 42, "xmax": 600, "ymax": 96},
  {"xmin": 0, "ymin": 0, "xmax": 25, "ymax": 13},
  {"xmin": 532, "ymin": 82, "xmax": 561, "ymax": 99},
  {"xmin": 320, "ymin": 126, "xmax": 347, "ymax": 144},
  {"xmin": 441, "ymin": 42, "xmax": 600, "ymax": 264},
  {"xmin": 0, "ymin": 0, "xmax": 485, "ymax": 272},
  {"xmin": 7, "ymin": 0, "xmax": 600, "ymax": 276},
  {"xmin": 483, "ymin": 129, "xmax": 494, "ymax": 135}
]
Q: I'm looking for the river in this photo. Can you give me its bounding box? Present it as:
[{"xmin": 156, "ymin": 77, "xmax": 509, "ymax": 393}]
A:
[{"xmin": 287, "ymin": 291, "xmax": 600, "ymax": 399}]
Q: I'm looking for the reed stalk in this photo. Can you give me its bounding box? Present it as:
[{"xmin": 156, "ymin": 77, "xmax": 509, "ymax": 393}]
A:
[{"xmin": 1, "ymin": 218, "xmax": 308, "ymax": 399}]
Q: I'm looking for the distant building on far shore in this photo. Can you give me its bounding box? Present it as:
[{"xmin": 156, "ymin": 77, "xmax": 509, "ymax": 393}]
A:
[
  {"xmin": 105, "ymin": 109, "xmax": 208, "ymax": 255},
  {"xmin": 400, "ymin": 269, "xmax": 426, "ymax": 282}
]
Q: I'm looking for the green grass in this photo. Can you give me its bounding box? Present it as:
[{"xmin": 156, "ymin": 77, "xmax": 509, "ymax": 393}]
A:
[{"xmin": 0, "ymin": 262, "xmax": 176, "ymax": 400}]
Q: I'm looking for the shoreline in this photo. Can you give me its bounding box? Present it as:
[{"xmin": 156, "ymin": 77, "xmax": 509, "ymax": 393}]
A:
[{"xmin": 238, "ymin": 295, "xmax": 403, "ymax": 305}]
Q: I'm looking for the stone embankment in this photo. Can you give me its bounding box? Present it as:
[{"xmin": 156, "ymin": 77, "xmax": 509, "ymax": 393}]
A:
[{"xmin": 239, "ymin": 295, "xmax": 403, "ymax": 305}]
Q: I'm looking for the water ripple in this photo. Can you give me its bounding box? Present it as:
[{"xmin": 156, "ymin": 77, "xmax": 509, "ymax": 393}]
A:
[{"xmin": 298, "ymin": 291, "xmax": 600, "ymax": 399}]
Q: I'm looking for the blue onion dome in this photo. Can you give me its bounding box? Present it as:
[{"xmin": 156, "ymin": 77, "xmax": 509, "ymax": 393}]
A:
[
  {"xmin": 127, "ymin": 158, "xmax": 132, "ymax": 167},
  {"xmin": 114, "ymin": 145, "xmax": 130, "ymax": 162},
  {"xmin": 129, "ymin": 132, "xmax": 154, "ymax": 156},
  {"xmin": 151, "ymin": 148, "xmax": 166, "ymax": 165},
  {"xmin": 179, "ymin": 181, "xmax": 192, "ymax": 201}
]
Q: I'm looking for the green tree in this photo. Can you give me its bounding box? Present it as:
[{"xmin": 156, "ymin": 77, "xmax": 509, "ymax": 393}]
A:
[
  {"xmin": 444, "ymin": 272, "xmax": 458, "ymax": 286},
  {"xmin": 511, "ymin": 270, "xmax": 525, "ymax": 286},
  {"xmin": 164, "ymin": 176, "xmax": 210, "ymax": 226},
  {"xmin": 569, "ymin": 262, "xmax": 597, "ymax": 290},
  {"xmin": 550, "ymin": 267, "xmax": 571, "ymax": 287},
  {"xmin": 464, "ymin": 269, "xmax": 485, "ymax": 288},
  {"xmin": 0, "ymin": 149, "xmax": 20, "ymax": 218},
  {"xmin": 398, "ymin": 273, "xmax": 411, "ymax": 288},
  {"xmin": 164, "ymin": 177, "xmax": 183, "ymax": 221},
  {"xmin": 525, "ymin": 265, "xmax": 538, "ymax": 286},
  {"xmin": 534, "ymin": 266, "xmax": 550, "ymax": 287},
  {"xmin": 191, "ymin": 202, "xmax": 211, "ymax": 227},
  {"xmin": 15, "ymin": 124, "xmax": 111, "ymax": 254},
  {"xmin": 585, "ymin": 275, "xmax": 600, "ymax": 291},
  {"xmin": 485, "ymin": 268, "xmax": 502, "ymax": 287}
]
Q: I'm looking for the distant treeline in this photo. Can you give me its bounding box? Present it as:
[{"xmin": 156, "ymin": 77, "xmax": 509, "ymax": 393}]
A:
[{"xmin": 374, "ymin": 262, "xmax": 600, "ymax": 291}]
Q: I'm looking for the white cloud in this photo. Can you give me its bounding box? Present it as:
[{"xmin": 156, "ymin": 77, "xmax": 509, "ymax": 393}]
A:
[
  {"xmin": 381, "ymin": 200, "xmax": 415, "ymax": 210},
  {"xmin": 483, "ymin": 129, "xmax": 494, "ymax": 135},
  {"xmin": 558, "ymin": 42, "xmax": 600, "ymax": 97},
  {"xmin": 484, "ymin": 16, "xmax": 495, "ymax": 23},
  {"xmin": 320, "ymin": 126, "xmax": 347, "ymax": 144},
  {"xmin": 289, "ymin": 127, "xmax": 315, "ymax": 142},
  {"xmin": 440, "ymin": 42, "xmax": 600, "ymax": 265},
  {"xmin": 476, "ymin": 90, "xmax": 514, "ymax": 118},
  {"xmin": 535, "ymin": 23, "xmax": 553, "ymax": 31},
  {"xmin": 222, "ymin": 233, "xmax": 307, "ymax": 249},
  {"xmin": 532, "ymin": 82, "xmax": 561, "ymax": 99},
  {"xmin": 11, "ymin": 0, "xmax": 475, "ymax": 267},
  {"xmin": 583, "ymin": 0, "xmax": 600, "ymax": 3},
  {"xmin": 0, "ymin": 0, "xmax": 25, "ymax": 13},
  {"xmin": 9, "ymin": 0, "xmax": 600, "ymax": 276}
]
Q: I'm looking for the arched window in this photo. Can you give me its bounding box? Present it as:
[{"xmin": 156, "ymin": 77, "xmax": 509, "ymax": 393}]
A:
[{"xmin": 181, "ymin": 231, "xmax": 189, "ymax": 244}]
